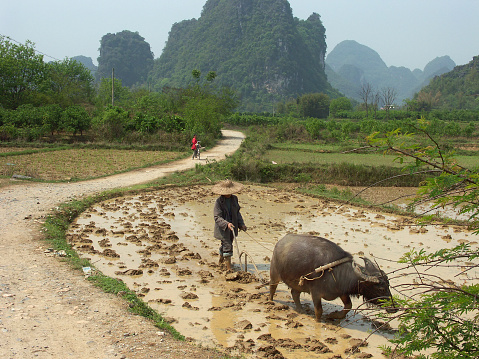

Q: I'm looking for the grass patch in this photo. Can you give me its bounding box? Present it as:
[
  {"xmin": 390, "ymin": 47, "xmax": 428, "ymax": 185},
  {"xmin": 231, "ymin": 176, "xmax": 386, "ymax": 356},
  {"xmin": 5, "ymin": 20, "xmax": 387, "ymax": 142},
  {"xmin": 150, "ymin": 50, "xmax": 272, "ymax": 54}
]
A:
[
  {"xmin": 270, "ymin": 142, "xmax": 342, "ymax": 152},
  {"xmin": 264, "ymin": 149, "xmax": 410, "ymax": 167},
  {"xmin": 268, "ymin": 141, "xmax": 479, "ymax": 169}
]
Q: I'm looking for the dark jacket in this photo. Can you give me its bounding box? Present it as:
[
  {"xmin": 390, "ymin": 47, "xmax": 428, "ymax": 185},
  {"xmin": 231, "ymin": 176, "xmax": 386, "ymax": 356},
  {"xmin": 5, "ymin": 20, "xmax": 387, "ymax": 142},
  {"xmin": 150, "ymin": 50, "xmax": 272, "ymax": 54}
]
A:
[{"xmin": 213, "ymin": 195, "xmax": 245, "ymax": 240}]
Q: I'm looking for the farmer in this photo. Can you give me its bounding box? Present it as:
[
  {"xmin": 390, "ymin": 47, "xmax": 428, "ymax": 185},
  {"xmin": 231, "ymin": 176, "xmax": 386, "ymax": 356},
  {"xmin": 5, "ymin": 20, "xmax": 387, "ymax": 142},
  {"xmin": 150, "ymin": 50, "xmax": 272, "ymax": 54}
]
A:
[
  {"xmin": 191, "ymin": 134, "xmax": 198, "ymax": 159},
  {"xmin": 212, "ymin": 180, "xmax": 247, "ymax": 270}
]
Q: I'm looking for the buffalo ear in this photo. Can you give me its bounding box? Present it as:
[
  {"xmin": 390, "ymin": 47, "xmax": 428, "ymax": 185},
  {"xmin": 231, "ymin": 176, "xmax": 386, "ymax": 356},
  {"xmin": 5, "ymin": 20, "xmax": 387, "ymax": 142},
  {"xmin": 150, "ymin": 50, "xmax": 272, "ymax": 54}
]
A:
[{"xmin": 353, "ymin": 261, "xmax": 380, "ymax": 284}]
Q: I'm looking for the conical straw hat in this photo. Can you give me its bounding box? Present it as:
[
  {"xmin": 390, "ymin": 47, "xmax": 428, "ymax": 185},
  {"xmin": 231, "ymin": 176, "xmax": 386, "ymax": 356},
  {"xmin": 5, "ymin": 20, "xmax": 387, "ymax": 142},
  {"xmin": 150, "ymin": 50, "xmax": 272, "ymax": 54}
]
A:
[{"xmin": 211, "ymin": 180, "xmax": 244, "ymax": 195}]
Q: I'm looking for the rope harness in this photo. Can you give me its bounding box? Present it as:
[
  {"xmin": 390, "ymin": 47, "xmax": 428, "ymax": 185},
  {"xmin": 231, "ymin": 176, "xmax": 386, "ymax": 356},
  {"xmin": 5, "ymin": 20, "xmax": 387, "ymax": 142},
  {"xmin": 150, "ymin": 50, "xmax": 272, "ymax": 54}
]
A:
[{"xmin": 298, "ymin": 257, "xmax": 352, "ymax": 286}]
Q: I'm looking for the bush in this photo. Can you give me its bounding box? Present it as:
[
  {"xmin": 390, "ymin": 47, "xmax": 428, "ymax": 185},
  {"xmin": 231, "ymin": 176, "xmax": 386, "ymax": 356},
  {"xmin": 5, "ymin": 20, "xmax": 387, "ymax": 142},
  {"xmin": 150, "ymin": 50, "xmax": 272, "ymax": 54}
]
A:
[
  {"xmin": 62, "ymin": 106, "xmax": 91, "ymax": 136},
  {"xmin": 92, "ymin": 106, "xmax": 130, "ymax": 141},
  {"xmin": 42, "ymin": 104, "xmax": 63, "ymax": 135},
  {"xmin": 329, "ymin": 97, "xmax": 353, "ymax": 117}
]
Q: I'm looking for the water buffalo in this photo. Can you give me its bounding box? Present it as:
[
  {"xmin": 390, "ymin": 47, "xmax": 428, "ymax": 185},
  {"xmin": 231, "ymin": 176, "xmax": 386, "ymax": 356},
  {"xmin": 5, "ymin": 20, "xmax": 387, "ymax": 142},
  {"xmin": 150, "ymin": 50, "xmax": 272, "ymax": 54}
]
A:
[{"xmin": 269, "ymin": 233, "xmax": 396, "ymax": 321}]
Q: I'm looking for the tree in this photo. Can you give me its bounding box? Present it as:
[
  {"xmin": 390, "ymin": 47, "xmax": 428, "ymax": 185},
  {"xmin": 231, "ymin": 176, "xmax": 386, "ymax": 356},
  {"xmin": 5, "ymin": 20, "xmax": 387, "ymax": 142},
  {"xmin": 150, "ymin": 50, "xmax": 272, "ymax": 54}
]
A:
[
  {"xmin": 0, "ymin": 36, "xmax": 46, "ymax": 109},
  {"xmin": 416, "ymin": 91, "xmax": 441, "ymax": 111},
  {"xmin": 95, "ymin": 78, "xmax": 131, "ymax": 108},
  {"xmin": 359, "ymin": 82, "xmax": 373, "ymax": 116},
  {"xmin": 97, "ymin": 30, "xmax": 154, "ymax": 87},
  {"xmin": 372, "ymin": 90, "xmax": 381, "ymax": 118},
  {"xmin": 180, "ymin": 70, "xmax": 236, "ymax": 137},
  {"xmin": 92, "ymin": 106, "xmax": 129, "ymax": 141},
  {"xmin": 62, "ymin": 105, "xmax": 91, "ymax": 136},
  {"xmin": 381, "ymin": 87, "xmax": 397, "ymax": 119},
  {"xmin": 329, "ymin": 97, "xmax": 353, "ymax": 117},
  {"xmin": 45, "ymin": 58, "xmax": 94, "ymax": 107},
  {"xmin": 367, "ymin": 118, "xmax": 479, "ymax": 358},
  {"xmin": 299, "ymin": 93, "xmax": 330, "ymax": 118},
  {"xmin": 42, "ymin": 104, "xmax": 63, "ymax": 135}
]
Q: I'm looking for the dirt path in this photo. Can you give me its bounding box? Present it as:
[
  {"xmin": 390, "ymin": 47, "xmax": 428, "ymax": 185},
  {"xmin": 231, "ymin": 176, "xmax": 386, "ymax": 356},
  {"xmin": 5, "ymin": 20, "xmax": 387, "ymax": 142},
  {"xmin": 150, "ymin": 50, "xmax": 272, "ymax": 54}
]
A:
[{"xmin": 0, "ymin": 130, "xmax": 245, "ymax": 359}]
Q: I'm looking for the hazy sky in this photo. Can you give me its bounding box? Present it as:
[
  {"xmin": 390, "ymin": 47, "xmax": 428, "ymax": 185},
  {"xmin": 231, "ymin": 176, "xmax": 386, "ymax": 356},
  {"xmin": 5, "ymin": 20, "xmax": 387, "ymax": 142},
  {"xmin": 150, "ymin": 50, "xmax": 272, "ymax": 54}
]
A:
[{"xmin": 1, "ymin": 0, "xmax": 477, "ymax": 70}]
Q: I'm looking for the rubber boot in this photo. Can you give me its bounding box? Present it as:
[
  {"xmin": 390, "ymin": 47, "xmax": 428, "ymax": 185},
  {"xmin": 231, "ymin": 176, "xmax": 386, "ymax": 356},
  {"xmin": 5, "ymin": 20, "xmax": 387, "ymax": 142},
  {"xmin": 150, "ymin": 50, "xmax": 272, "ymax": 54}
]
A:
[{"xmin": 224, "ymin": 256, "xmax": 232, "ymax": 271}]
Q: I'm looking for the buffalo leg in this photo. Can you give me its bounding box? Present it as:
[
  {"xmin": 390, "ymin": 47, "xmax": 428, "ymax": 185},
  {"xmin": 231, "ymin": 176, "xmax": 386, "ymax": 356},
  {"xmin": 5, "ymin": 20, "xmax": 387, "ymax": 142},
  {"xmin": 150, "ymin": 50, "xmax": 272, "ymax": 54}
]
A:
[
  {"xmin": 269, "ymin": 283, "xmax": 278, "ymax": 300},
  {"xmin": 326, "ymin": 295, "xmax": 352, "ymax": 320},
  {"xmin": 269, "ymin": 262, "xmax": 280, "ymax": 301},
  {"xmin": 291, "ymin": 289, "xmax": 303, "ymax": 313},
  {"xmin": 312, "ymin": 296, "xmax": 323, "ymax": 321}
]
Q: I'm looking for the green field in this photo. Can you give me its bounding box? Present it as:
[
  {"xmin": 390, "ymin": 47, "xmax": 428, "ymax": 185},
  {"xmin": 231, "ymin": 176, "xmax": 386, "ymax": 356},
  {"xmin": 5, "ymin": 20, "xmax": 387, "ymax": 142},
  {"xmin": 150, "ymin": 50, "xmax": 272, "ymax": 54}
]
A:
[{"xmin": 265, "ymin": 144, "xmax": 479, "ymax": 169}]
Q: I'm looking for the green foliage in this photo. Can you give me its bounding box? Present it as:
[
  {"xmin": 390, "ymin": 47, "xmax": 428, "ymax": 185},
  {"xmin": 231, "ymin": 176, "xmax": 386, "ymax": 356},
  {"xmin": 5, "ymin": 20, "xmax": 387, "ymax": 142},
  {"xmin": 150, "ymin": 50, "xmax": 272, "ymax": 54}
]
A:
[
  {"xmin": 417, "ymin": 56, "xmax": 479, "ymax": 110},
  {"xmin": 383, "ymin": 245, "xmax": 479, "ymax": 359},
  {"xmin": 196, "ymin": 126, "xmax": 425, "ymax": 187},
  {"xmin": 298, "ymin": 92, "xmax": 330, "ymax": 118},
  {"xmin": 96, "ymin": 30, "xmax": 154, "ymax": 87},
  {"xmin": 0, "ymin": 36, "xmax": 47, "ymax": 109},
  {"xmin": 62, "ymin": 105, "xmax": 91, "ymax": 136},
  {"xmin": 226, "ymin": 113, "xmax": 283, "ymax": 126},
  {"xmin": 0, "ymin": 36, "xmax": 94, "ymax": 110},
  {"xmin": 45, "ymin": 58, "xmax": 94, "ymax": 107},
  {"xmin": 14, "ymin": 104, "xmax": 45, "ymax": 128},
  {"xmin": 367, "ymin": 117, "xmax": 479, "ymax": 232},
  {"xmin": 366, "ymin": 119, "xmax": 479, "ymax": 357},
  {"xmin": 305, "ymin": 118, "xmax": 326, "ymax": 139},
  {"xmin": 92, "ymin": 106, "xmax": 130, "ymax": 141},
  {"xmin": 95, "ymin": 77, "xmax": 131, "ymax": 107},
  {"xmin": 177, "ymin": 70, "xmax": 237, "ymax": 138},
  {"xmin": 42, "ymin": 104, "xmax": 63, "ymax": 135},
  {"xmin": 329, "ymin": 97, "xmax": 353, "ymax": 116},
  {"xmin": 183, "ymin": 97, "xmax": 221, "ymax": 136}
]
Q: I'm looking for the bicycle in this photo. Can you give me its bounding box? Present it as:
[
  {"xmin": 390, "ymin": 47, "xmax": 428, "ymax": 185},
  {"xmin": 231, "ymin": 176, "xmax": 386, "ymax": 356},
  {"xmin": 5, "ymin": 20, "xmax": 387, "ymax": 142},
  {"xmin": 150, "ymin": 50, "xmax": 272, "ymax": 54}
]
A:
[{"xmin": 193, "ymin": 141, "xmax": 202, "ymax": 160}]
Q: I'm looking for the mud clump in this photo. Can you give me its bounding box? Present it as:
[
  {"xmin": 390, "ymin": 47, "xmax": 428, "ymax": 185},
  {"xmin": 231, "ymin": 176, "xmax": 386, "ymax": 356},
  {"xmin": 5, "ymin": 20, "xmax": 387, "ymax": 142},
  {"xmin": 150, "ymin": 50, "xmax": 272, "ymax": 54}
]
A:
[
  {"xmin": 225, "ymin": 270, "xmax": 259, "ymax": 283},
  {"xmin": 115, "ymin": 269, "xmax": 143, "ymax": 276},
  {"xmin": 180, "ymin": 292, "xmax": 199, "ymax": 300},
  {"xmin": 256, "ymin": 345, "xmax": 285, "ymax": 359}
]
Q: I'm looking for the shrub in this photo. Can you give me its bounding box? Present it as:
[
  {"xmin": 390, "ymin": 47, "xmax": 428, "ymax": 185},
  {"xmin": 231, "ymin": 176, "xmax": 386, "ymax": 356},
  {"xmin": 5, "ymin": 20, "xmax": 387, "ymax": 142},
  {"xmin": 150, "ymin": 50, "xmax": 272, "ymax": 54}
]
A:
[{"xmin": 92, "ymin": 106, "xmax": 129, "ymax": 141}]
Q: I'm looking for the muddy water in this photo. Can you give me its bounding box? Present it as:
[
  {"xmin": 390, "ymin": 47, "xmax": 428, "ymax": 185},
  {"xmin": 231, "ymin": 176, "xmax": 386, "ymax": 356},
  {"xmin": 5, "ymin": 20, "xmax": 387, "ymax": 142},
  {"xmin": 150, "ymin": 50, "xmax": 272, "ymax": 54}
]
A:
[{"xmin": 68, "ymin": 185, "xmax": 478, "ymax": 358}]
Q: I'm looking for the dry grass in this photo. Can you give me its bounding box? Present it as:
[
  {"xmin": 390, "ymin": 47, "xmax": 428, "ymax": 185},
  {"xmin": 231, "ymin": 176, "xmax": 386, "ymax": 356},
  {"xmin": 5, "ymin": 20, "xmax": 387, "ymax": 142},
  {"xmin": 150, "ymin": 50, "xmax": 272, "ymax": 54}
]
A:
[{"xmin": 0, "ymin": 148, "xmax": 184, "ymax": 182}]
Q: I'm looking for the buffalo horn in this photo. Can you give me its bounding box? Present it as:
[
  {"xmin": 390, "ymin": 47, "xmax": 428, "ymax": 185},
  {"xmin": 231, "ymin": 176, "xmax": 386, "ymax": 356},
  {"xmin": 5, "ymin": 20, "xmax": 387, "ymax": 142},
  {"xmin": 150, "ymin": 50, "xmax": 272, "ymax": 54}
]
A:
[
  {"xmin": 353, "ymin": 261, "xmax": 380, "ymax": 283},
  {"xmin": 361, "ymin": 256, "xmax": 381, "ymax": 274}
]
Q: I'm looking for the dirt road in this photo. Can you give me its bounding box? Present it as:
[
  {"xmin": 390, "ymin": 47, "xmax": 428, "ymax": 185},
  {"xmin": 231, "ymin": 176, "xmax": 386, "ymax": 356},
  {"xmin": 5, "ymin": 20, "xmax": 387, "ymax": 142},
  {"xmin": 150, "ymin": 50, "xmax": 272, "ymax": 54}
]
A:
[{"xmin": 0, "ymin": 130, "xmax": 245, "ymax": 359}]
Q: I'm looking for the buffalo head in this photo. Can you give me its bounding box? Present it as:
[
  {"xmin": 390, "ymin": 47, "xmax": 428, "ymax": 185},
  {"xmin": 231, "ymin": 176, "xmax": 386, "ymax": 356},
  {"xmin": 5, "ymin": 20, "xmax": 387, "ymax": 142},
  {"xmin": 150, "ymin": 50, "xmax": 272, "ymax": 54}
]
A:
[{"xmin": 353, "ymin": 257, "xmax": 397, "ymax": 313}]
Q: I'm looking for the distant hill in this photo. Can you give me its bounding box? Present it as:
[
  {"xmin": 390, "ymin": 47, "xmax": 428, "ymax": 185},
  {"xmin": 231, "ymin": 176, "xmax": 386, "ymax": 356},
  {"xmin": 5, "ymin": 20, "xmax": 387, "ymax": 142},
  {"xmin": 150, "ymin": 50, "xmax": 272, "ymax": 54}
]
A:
[
  {"xmin": 147, "ymin": 0, "xmax": 340, "ymax": 112},
  {"xmin": 75, "ymin": 6, "xmax": 470, "ymax": 111},
  {"xmin": 416, "ymin": 55, "xmax": 479, "ymax": 110},
  {"xmin": 72, "ymin": 56, "xmax": 98, "ymax": 77},
  {"xmin": 325, "ymin": 40, "xmax": 456, "ymax": 104}
]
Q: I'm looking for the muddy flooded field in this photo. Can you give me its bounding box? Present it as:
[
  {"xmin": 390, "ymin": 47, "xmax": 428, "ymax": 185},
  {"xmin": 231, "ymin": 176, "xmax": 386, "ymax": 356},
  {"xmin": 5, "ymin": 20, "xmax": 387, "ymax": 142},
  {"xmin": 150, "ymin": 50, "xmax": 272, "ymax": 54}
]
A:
[{"xmin": 68, "ymin": 185, "xmax": 478, "ymax": 358}]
